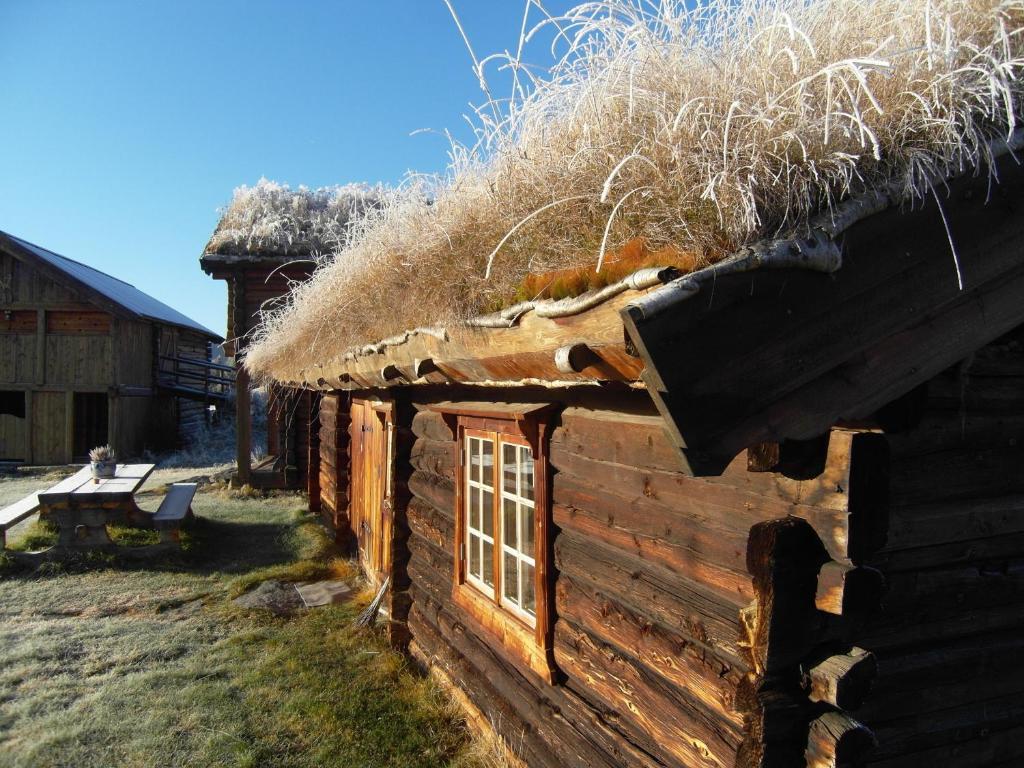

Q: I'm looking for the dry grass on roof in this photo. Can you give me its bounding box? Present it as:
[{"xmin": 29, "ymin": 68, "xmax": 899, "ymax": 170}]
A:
[
  {"xmin": 245, "ymin": 0, "xmax": 1024, "ymax": 383},
  {"xmin": 206, "ymin": 178, "xmax": 384, "ymax": 257}
]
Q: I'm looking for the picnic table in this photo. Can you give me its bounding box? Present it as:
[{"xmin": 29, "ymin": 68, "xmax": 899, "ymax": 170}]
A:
[
  {"xmin": 0, "ymin": 464, "xmax": 199, "ymax": 558},
  {"xmin": 38, "ymin": 463, "xmax": 156, "ymax": 549}
]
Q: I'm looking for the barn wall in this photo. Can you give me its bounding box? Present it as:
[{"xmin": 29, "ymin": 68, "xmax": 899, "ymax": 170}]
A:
[
  {"xmin": 391, "ymin": 386, "xmax": 870, "ymax": 768},
  {"xmin": 853, "ymin": 327, "xmax": 1024, "ymax": 767}
]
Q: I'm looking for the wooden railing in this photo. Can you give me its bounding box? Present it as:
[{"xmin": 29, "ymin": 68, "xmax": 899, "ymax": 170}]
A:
[{"xmin": 156, "ymin": 355, "xmax": 235, "ymax": 402}]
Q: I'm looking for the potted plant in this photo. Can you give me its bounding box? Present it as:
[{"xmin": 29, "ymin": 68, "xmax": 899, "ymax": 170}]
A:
[{"xmin": 89, "ymin": 444, "xmax": 116, "ymax": 481}]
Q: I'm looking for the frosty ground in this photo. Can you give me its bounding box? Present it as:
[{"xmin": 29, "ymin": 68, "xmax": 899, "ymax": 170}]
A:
[{"xmin": 0, "ymin": 466, "xmax": 503, "ymax": 768}]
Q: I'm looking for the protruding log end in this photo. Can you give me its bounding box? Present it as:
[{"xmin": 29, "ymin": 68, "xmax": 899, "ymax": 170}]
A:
[
  {"xmin": 805, "ymin": 712, "xmax": 877, "ymax": 768},
  {"xmin": 413, "ymin": 358, "xmax": 438, "ymax": 378},
  {"xmin": 815, "ymin": 562, "xmax": 884, "ymax": 618},
  {"xmin": 805, "ymin": 648, "xmax": 878, "ymax": 711},
  {"xmin": 381, "ymin": 364, "xmax": 407, "ymax": 383},
  {"xmin": 554, "ymin": 342, "xmax": 598, "ymax": 373}
]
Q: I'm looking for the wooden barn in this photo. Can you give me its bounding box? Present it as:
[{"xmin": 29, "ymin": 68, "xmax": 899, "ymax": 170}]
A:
[
  {"xmin": 0, "ymin": 230, "xmax": 224, "ymax": 465},
  {"xmin": 248, "ymin": 135, "xmax": 1024, "ymax": 768}
]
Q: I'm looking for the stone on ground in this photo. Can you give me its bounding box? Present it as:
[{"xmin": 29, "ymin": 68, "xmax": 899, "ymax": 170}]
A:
[
  {"xmin": 232, "ymin": 579, "xmax": 304, "ymax": 616},
  {"xmin": 295, "ymin": 579, "xmax": 355, "ymax": 608}
]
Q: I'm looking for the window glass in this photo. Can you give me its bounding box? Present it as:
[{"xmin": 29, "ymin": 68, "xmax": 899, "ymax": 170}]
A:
[
  {"xmin": 465, "ymin": 434, "xmax": 496, "ymax": 597},
  {"xmin": 482, "ymin": 540, "xmax": 494, "ymax": 587},
  {"xmin": 520, "ymin": 447, "xmax": 534, "ymax": 501},
  {"xmin": 503, "ymin": 553, "xmax": 517, "ymax": 602},
  {"xmin": 523, "ymin": 563, "xmax": 536, "ymax": 614},
  {"xmin": 502, "ymin": 443, "xmax": 517, "ymax": 494}
]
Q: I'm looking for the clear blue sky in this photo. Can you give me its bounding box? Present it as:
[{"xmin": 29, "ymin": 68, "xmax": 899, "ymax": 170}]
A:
[{"xmin": 0, "ymin": 1, "xmax": 573, "ymax": 338}]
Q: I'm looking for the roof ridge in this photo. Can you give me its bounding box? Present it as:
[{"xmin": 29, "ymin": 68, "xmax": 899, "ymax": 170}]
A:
[{"xmin": 4, "ymin": 232, "xmax": 140, "ymax": 290}]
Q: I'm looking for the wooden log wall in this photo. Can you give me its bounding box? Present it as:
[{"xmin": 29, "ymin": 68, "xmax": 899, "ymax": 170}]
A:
[
  {"xmin": 401, "ymin": 388, "xmax": 882, "ymax": 768},
  {"xmin": 317, "ymin": 392, "xmax": 353, "ymax": 546},
  {"xmin": 850, "ymin": 327, "xmax": 1024, "ymax": 767}
]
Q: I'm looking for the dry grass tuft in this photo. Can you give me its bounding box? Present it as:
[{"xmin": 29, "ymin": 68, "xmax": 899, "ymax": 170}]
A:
[
  {"xmin": 206, "ymin": 177, "xmax": 384, "ymax": 257},
  {"xmin": 246, "ymin": 0, "xmax": 1024, "ymax": 382}
]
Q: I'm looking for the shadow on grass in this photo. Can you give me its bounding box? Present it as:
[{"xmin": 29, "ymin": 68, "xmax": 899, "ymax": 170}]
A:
[{"xmin": 1, "ymin": 508, "xmax": 348, "ymax": 592}]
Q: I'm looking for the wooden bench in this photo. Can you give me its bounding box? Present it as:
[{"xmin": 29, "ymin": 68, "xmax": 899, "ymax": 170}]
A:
[
  {"xmin": 152, "ymin": 483, "xmax": 197, "ymax": 544},
  {"xmin": 0, "ymin": 492, "xmax": 42, "ymax": 550}
]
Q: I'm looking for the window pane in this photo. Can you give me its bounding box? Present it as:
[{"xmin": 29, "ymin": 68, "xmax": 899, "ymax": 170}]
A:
[
  {"xmin": 520, "ymin": 447, "xmax": 534, "ymax": 501},
  {"xmin": 483, "ymin": 540, "xmax": 494, "ymax": 588},
  {"xmin": 468, "ymin": 485, "xmax": 479, "ymax": 532},
  {"xmin": 523, "ymin": 563, "xmax": 536, "ymax": 615},
  {"xmin": 503, "ymin": 552, "xmax": 518, "ymax": 602},
  {"xmin": 468, "ymin": 533, "xmax": 480, "ymax": 578},
  {"xmin": 468, "ymin": 437, "xmax": 481, "ymax": 482},
  {"xmin": 503, "ymin": 497, "xmax": 517, "ymax": 547},
  {"xmin": 481, "ymin": 489, "xmax": 493, "ymax": 536},
  {"xmin": 481, "ymin": 439, "xmax": 494, "ymax": 487},
  {"xmin": 521, "ymin": 504, "xmax": 535, "ymax": 554},
  {"xmin": 502, "ymin": 443, "xmax": 517, "ymax": 494}
]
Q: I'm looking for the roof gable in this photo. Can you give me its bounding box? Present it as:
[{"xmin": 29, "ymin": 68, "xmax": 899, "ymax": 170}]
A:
[{"xmin": 0, "ymin": 231, "xmax": 221, "ymax": 340}]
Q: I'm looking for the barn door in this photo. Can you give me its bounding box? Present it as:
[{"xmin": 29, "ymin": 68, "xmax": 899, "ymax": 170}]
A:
[{"xmin": 349, "ymin": 398, "xmax": 393, "ymax": 583}]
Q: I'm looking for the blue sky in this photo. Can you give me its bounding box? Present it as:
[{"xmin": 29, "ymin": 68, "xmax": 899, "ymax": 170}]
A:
[{"xmin": 0, "ymin": 1, "xmax": 572, "ymax": 337}]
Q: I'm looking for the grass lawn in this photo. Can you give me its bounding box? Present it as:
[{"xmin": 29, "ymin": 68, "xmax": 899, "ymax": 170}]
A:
[{"xmin": 0, "ymin": 469, "xmax": 499, "ymax": 768}]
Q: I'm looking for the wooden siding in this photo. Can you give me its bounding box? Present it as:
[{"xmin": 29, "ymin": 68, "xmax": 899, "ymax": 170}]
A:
[
  {"xmin": 0, "ymin": 251, "xmax": 81, "ymax": 306},
  {"xmin": 393, "ymin": 387, "xmax": 873, "ymax": 768},
  {"xmin": 32, "ymin": 391, "xmax": 67, "ymax": 465},
  {"xmin": 853, "ymin": 328, "xmax": 1024, "ymax": 767},
  {"xmin": 44, "ymin": 335, "xmax": 112, "ymax": 388},
  {"xmin": 116, "ymin": 320, "xmax": 153, "ymax": 386},
  {"xmin": 0, "ymin": 334, "xmax": 37, "ymax": 384},
  {"xmin": 318, "ymin": 392, "xmax": 353, "ymax": 543}
]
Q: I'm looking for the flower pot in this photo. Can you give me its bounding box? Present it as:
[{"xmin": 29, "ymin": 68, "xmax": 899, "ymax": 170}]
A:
[{"xmin": 91, "ymin": 459, "xmax": 116, "ymax": 480}]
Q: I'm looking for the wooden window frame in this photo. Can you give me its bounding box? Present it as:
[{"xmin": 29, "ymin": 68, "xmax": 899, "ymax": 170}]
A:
[{"xmin": 432, "ymin": 402, "xmax": 556, "ymax": 683}]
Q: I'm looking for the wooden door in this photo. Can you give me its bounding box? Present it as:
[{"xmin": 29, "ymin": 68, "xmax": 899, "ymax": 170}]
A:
[
  {"xmin": 0, "ymin": 390, "xmax": 27, "ymax": 461},
  {"xmin": 349, "ymin": 398, "xmax": 393, "ymax": 582}
]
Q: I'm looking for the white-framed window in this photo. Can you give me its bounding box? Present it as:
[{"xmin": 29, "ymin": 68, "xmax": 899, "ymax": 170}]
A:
[
  {"xmin": 462, "ymin": 430, "xmax": 537, "ymax": 627},
  {"xmin": 500, "ymin": 441, "xmax": 536, "ymax": 623},
  {"xmin": 464, "ymin": 433, "xmax": 496, "ymax": 596}
]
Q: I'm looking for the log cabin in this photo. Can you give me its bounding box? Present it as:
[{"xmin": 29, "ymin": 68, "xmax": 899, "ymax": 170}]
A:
[
  {"xmin": 200, "ymin": 179, "xmax": 380, "ymax": 489},
  {"xmin": 243, "ymin": 137, "xmax": 1024, "ymax": 767},
  {"xmin": 0, "ymin": 230, "xmax": 224, "ymax": 465},
  {"xmin": 237, "ymin": 2, "xmax": 1024, "ymax": 762}
]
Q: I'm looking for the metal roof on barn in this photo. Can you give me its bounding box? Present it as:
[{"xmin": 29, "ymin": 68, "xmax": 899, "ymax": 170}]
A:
[{"xmin": 1, "ymin": 231, "xmax": 221, "ymax": 339}]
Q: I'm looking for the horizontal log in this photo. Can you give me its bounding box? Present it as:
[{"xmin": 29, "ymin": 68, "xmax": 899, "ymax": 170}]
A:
[
  {"xmin": 858, "ymin": 629, "xmax": 1024, "ymax": 723},
  {"xmin": 410, "ymin": 591, "xmax": 648, "ymax": 768},
  {"xmin": 407, "ymin": 498, "xmax": 455, "ymax": 556},
  {"xmin": 556, "ymin": 574, "xmax": 748, "ymax": 731},
  {"xmin": 553, "ymin": 473, "xmax": 752, "ymax": 600},
  {"xmin": 408, "ymin": 470, "xmax": 456, "ymax": 518},
  {"xmin": 867, "ymin": 726, "xmax": 1024, "ymax": 768},
  {"xmin": 870, "ymin": 529, "xmax": 1024, "ymax": 573},
  {"xmin": 868, "ymin": 691, "xmax": 1024, "ymax": 763},
  {"xmin": 550, "ymin": 444, "xmax": 860, "ymax": 564},
  {"xmin": 555, "ymin": 531, "xmax": 747, "ymax": 666},
  {"xmin": 888, "ymin": 442, "xmax": 1024, "ymax": 507},
  {"xmin": 875, "ymin": 557, "xmax": 1024, "ymax": 614},
  {"xmin": 554, "ymin": 619, "xmax": 741, "ymax": 768},
  {"xmin": 411, "ymin": 409, "xmax": 454, "ymax": 442},
  {"xmin": 859, "ymin": 598, "xmax": 1024, "ymax": 652},
  {"xmin": 409, "ymin": 438, "xmax": 456, "ymax": 478},
  {"xmin": 881, "ymin": 493, "xmax": 1024, "ymax": 552}
]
